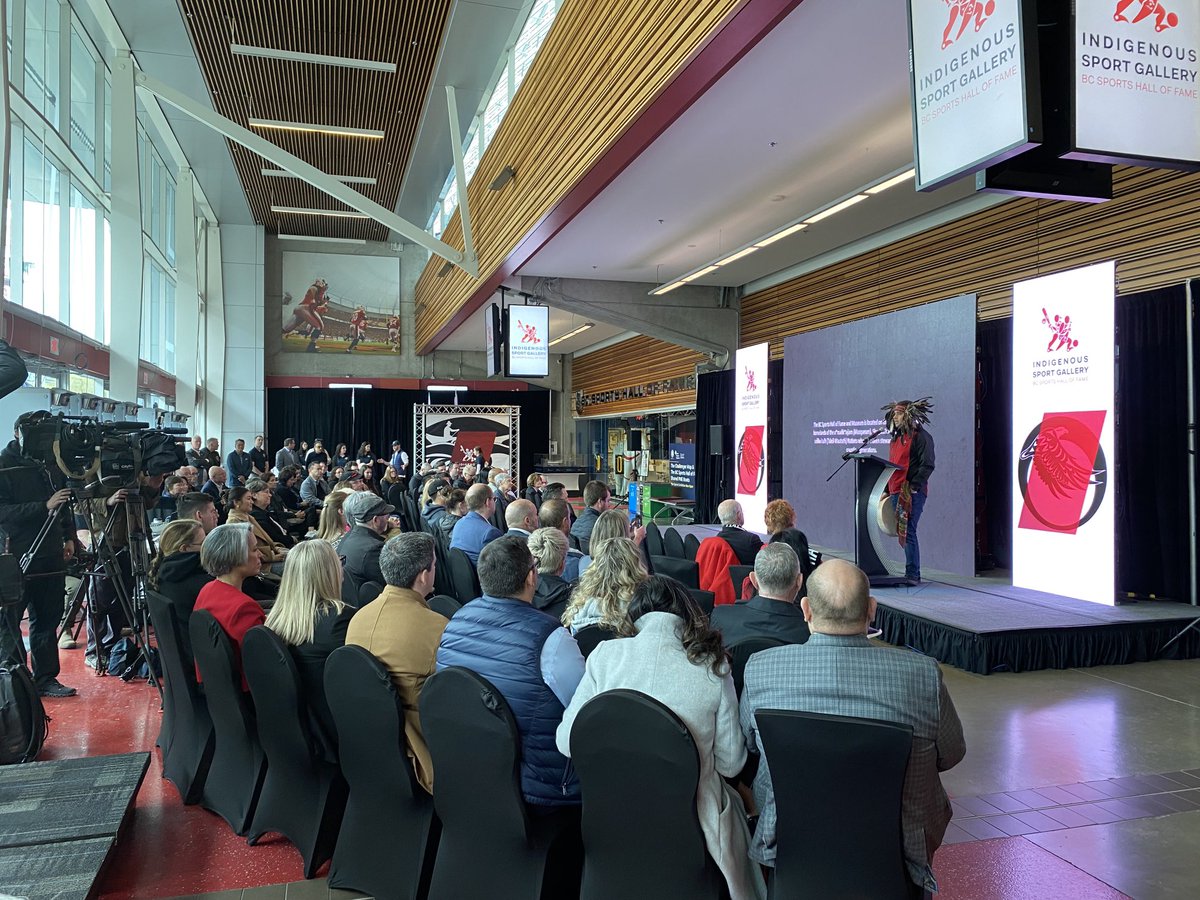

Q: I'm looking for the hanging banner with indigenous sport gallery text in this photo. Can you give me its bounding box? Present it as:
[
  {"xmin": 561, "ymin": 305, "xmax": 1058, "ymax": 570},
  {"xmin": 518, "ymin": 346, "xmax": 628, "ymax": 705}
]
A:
[
  {"xmin": 1012, "ymin": 261, "xmax": 1115, "ymax": 605},
  {"xmin": 907, "ymin": 0, "xmax": 1041, "ymax": 190}
]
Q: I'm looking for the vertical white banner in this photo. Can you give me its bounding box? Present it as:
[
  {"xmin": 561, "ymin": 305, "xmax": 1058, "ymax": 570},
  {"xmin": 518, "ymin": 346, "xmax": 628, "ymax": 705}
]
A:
[
  {"xmin": 734, "ymin": 343, "xmax": 770, "ymax": 531},
  {"xmin": 1012, "ymin": 261, "xmax": 1115, "ymax": 604}
]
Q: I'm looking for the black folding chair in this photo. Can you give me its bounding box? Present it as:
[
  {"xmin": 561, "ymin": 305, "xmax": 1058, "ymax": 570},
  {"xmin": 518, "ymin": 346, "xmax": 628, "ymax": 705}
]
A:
[
  {"xmin": 755, "ymin": 709, "xmax": 913, "ymax": 899},
  {"xmin": 326, "ymin": 645, "xmax": 439, "ymax": 899},
  {"xmin": 243, "ymin": 627, "xmax": 347, "ymax": 879},
  {"xmin": 663, "ymin": 528, "xmax": 686, "ymax": 559},
  {"xmin": 683, "ymin": 533, "xmax": 701, "ymax": 561},
  {"xmin": 427, "ymin": 594, "xmax": 462, "ymax": 619},
  {"xmin": 420, "ymin": 667, "xmax": 581, "ymax": 899},
  {"xmin": 650, "ymin": 555, "xmax": 700, "ymax": 589},
  {"xmin": 728, "ymin": 637, "xmax": 786, "ymax": 696},
  {"xmin": 574, "ymin": 625, "xmax": 621, "ymax": 659},
  {"xmin": 644, "ymin": 522, "xmax": 664, "ymax": 557},
  {"xmin": 687, "ymin": 588, "xmax": 715, "ymax": 617},
  {"xmin": 447, "ymin": 548, "xmax": 482, "ymax": 604},
  {"xmin": 728, "ymin": 565, "xmax": 754, "ymax": 600},
  {"xmin": 570, "ymin": 689, "xmax": 725, "ymax": 899}
]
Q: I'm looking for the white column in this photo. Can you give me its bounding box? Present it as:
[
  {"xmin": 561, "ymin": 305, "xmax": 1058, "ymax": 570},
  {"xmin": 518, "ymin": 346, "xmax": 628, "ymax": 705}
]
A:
[
  {"xmin": 174, "ymin": 167, "xmax": 199, "ymax": 418},
  {"xmin": 218, "ymin": 224, "xmax": 265, "ymax": 452},
  {"xmin": 107, "ymin": 50, "xmax": 143, "ymax": 402},
  {"xmin": 201, "ymin": 222, "xmax": 226, "ymax": 442}
]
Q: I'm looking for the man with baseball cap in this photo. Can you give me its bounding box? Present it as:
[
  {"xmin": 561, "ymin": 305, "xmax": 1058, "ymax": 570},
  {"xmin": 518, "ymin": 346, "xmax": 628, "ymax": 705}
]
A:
[{"xmin": 339, "ymin": 490, "xmax": 395, "ymax": 599}]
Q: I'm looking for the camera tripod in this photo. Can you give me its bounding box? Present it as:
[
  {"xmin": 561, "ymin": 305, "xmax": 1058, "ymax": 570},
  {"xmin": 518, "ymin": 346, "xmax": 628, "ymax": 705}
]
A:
[{"xmin": 23, "ymin": 483, "xmax": 162, "ymax": 701}]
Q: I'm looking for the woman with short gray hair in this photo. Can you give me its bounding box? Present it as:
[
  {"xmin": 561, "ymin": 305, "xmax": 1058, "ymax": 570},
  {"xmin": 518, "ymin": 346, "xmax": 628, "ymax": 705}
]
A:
[{"xmin": 194, "ymin": 522, "xmax": 265, "ymax": 690}]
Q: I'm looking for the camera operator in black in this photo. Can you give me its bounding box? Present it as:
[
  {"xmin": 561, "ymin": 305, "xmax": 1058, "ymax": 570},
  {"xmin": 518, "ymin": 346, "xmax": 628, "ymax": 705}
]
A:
[
  {"xmin": 0, "ymin": 413, "xmax": 77, "ymax": 697},
  {"xmin": 82, "ymin": 477, "xmax": 162, "ymax": 670}
]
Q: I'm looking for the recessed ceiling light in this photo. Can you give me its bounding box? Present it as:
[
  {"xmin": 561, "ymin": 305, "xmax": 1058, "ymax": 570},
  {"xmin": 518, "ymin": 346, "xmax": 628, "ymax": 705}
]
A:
[
  {"xmin": 270, "ymin": 205, "xmax": 369, "ymax": 218},
  {"xmin": 803, "ymin": 194, "xmax": 869, "ymax": 224},
  {"xmin": 249, "ymin": 117, "xmax": 385, "ymax": 139},
  {"xmin": 755, "ymin": 222, "xmax": 807, "ymax": 247},
  {"xmin": 714, "ymin": 246, "xmax": 758, "ymax": 266},
  {"xmin": 230, "ymin": 43, "xmax": 397, "ymax": 73},
  {"xmin": 681, "ymin": 265, "xmax": 720, "ymax": 282},
  {"xmin": 262, "ymin": 168, "xmax": 377, "ymax": 185},
  {"xmin": 865, "ymin": 169, "xmax": 916, "ymax": 194}
]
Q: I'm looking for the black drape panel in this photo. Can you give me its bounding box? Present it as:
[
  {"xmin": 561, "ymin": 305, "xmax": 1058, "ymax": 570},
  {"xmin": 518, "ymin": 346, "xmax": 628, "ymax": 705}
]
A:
[
  {"xmin": 767, "ymin": 358, "xmax": 784, "ymax": 502},
  {"xmin": 266, "ymin": 388, "xmax": 354, "ymax": 457},
  {"xmin": 695, "ymin": 369, "xmax": 733, "ymax": 524},
  {"xmin": 352, "ymin": 391, "xmax": 418, "ymax": 465},
  {"xmin": 977, "ymin": 319, "xmax": 1013, "ymax": 569},
  {"xmin": 1115, "ymin": 285, "xmax": 1191, "ymax": 602}
]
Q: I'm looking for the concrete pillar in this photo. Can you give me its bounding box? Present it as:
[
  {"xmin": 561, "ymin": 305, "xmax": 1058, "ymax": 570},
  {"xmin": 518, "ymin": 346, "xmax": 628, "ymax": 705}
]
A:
[
  {"xmin": 107, "ymin": 50, "xmax": 143, "ymax": 402},
  {"xmin": 174, "ymin": 168, "xmax": 199, "ymax": 418}
]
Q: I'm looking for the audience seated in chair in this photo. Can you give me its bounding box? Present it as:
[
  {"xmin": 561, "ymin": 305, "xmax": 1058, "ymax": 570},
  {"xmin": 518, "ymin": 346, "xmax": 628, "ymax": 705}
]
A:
[
  {"xmin": 345, "ymin": 531, "xmax": 447, "ymax": 793},
  {"xmin": 711, "ymin": 543, "xmax": 810, "ymax": 648},
  {"xmin": 577, "ymin": 508, "xmax": 649, "ymax": 578},
  {"xmin": 557, "ymin": 575, "xmax": 765, "ymax": 900},
  {"xmin": 530, "ymin": 527, "xmax": 574, "ymax": 622},
  {"xmin": 539, "ymin": 497, "xmax": 583, "ymax": 581},
  {"xmin": 149, "ymin": 519, "xmax": 213, "ymax": 671},
  {"xmin": 448, "ymin": 483, "xmax": 503, "ymax": 564},
  {"xmin": 421, "ymin": 481, "xmax": 451, "ymax": 529},
  {"xmin": 226, "ymin": 487, "xmax": 288, "ymax": 574},
  {"xmin": 569, "ymin": 479, "xmax": 612, "ymax": 547},
  {"xmin": 194, "ymin": 522, "xmax": 266, "ymax": 691},
  {"xmin": 438, "ymin": 488, "xmax": 467, "ymax": 538},
  {"xmin": 339, "ymin": 491, "xmax": 395, "ymax": 598},
  {"xmin": 436, "ymin": 535, "xmax": 585, "ymax": 808},
  {"xmin": 716, "ymin": 499, "xmax": 764, "ymax": 565},
  {"xmin": 264, "ymin": 541, "xmax": 355, "ymax": 762},
  {"xmin": 504, "ymin": 498, "xmax": 539, "ymax": 539},
  {"xmin": 314, "ymin": 491, "xmax": 350, "ymax": 550},
  {"xmin": 739, "ymin": 559, "xmax": 966, "ymax": 895},
  {"xmin": 246, "ymin": 478, "xmax": 294, "ymax": 549},
  {"xmin": 562, "ymin": 535, "xmax": 648, "ymax": 636}
]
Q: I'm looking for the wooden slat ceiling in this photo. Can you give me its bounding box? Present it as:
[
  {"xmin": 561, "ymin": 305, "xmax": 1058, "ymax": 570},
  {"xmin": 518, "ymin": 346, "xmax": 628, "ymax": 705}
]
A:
[{"xmin": 177, "ymin": 0, "xmax": 452, "ymax": 240}]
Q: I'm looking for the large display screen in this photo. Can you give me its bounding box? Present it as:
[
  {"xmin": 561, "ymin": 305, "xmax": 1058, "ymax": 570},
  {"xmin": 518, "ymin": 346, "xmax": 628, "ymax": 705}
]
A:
[
  {"xmin": 505, "ymin": 305, "xmax": 549, "ymax": 378},
  {"xmin": 782, "ymin": 294, "xmax": 976, "ymax": 577},
  {"xmin": 734, "ymin": 343, "xmax": 770, "ymax": 532},
  {"xmin": 1012, "ymin": 262, "xmax": 1115, "ymax": 604},
  {"xmin": 1069, "ymin": 0, "xmax": 1200, "ymax": 168},
  {"xmin": 908, "ymin": 0, "xmax": 1040, "ymax": 190}
]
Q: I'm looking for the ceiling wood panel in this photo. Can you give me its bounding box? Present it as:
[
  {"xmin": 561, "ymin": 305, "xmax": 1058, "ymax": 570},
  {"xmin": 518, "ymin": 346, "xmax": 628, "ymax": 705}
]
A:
[{"xmin": 178, "ymin": 0, "xmax": 452, "ymax": 240}]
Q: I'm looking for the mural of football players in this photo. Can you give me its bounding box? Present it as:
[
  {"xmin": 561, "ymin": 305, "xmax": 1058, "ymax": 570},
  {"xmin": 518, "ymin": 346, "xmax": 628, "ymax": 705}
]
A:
[
  {"xmin": 387, "ymin": 314, "xmax": 401, "ymax": 352},
  {"xmin": 282, "ymin": 278, "xmax": 330, "ymax": 353},
  {"xmin": 346, "ymin": 305, "xmax": 368, "ymax": 353}
]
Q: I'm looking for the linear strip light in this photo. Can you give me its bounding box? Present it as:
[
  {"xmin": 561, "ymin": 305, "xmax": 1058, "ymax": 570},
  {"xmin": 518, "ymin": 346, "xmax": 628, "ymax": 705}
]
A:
[
  {"xmin": 756, "ymin": 222, "xmax": 807, "ymax": 248},
  {"xmin": 865, "ymin": 169, "xmax": 915, "ymax": 194},
  {"xmin": 804, "ymin": 193, "xmax": 869, "ymax": 224},
  {"xmin": 230, "ymin": 43, "xmax": 397, "ymax": 74},
  {"xmin": 427, "ymin": 385, "xmax": 469, "ymax": 392},
  {"xmin": 650, "ymin": 281, "xmax": 687, "ymax": 296},
  {"xmin": 714, "ymin": 246, "xmax": 758, "ymax": 266},
  {"xmin": 249, "ymin": 117, "xmax": 385, "ymax": 139},
  {"xmin": 262, "ymin": 168, "xmax": 377, "ymax": 185},
  {"xmin": 271, "ymin": 205, "xmax": 369, "ymax": 219},
  {"xmin": 681, "ymin": 265, "xmax": 721, "ymax": 282},
  {"xmin": 548, "ymin": 323, "xmax": 594, "ymax": 347},
  {"xmin": 277, "ymin": 233, "xmax": 367, "ymax": 245},
  {"xmin": 329, "ymin": 383, "xmax": 373, "ymax": 389}
]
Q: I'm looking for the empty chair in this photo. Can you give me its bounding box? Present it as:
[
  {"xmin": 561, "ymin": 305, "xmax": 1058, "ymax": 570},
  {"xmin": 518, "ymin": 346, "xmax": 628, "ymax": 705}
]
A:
[
  {"xmin": 644, "ymin": 522, "xmax": 664, "ymax": 557},
  {"xmin": 243, "ymin": 627, "xmax": 347, "ymax": 879},
  {"xmin": 188, "ymin": 609, "xmax": 266, "ymax": 835},
  {"xmin": 728, "ymin": 565, "xmax": 754, "ymax": 600},
  {"xmin": 420, "ymin": 667, "xmax": 581, "ymax": 900},
  {"xmin": 325, "ymin": 645, "xmax": 438, "ymax": 900},
  {"xmin": 650, "ymin": 555, "xmax": 700, "ymax": 589},
  {"xmin": 431, "ymin": 537, "xmax": 456, "ymax": 599},
  {"xmin": 663, "ymin": 528, "xmax": 686, "ymax": 559},
  {"xmin": 447, "ymin": 548, "xmax": 482, "ymax": 604},
  {"xmin": 727, "ymin": 638, "xmax": 786, "ymax": 696},
  {"xmin": 755, "ymin": 710, "xmax": 913, "ymax": 899},
  {"xmin": 569, "ymin": 690, "xmax": 726, "ymax": 899},
  {"xmin": 146, "ymin": 589, "xmax": 214, "ymax": 805},
  {"xmin": 426, "ymin": 594, "xmax": 462, "ymax": 619},
  {"xmin": 574, "ymin": 625, "xmax": 621, "ymax": 659},
  {"xmin": 683, "ymin": 533, "xmax": 701, "ymax": 561}
]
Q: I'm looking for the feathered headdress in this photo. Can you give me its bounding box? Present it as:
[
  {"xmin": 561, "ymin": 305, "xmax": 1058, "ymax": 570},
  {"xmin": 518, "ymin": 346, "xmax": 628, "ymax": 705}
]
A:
[{"xmin": 882, "ymin": 397, "xmax": 933, "ymax": 437}]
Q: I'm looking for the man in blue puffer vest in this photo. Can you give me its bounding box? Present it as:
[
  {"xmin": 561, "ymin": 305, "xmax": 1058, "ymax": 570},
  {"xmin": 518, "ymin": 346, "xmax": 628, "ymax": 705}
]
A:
[{"xmin": 437, "ymin": 534, "xmax": 585, "ymax": 807}]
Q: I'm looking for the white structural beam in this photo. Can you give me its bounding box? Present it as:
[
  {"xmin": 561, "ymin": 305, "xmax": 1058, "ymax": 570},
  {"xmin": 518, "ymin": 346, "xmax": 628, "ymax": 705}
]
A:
[
  {"xmin": 108, "ymin": 51, "xmax": 144, "ymax": 402},
  {"xmin": 445, "ymin": 86, "xmax": 478, "ymax": 271},
  {"xmin": 134, "ymin": 72, "xmax": 480, "ymax": 278},
  {"xmin": 174, "ymin": 167, "xmax": 200, "ymax": 418}
]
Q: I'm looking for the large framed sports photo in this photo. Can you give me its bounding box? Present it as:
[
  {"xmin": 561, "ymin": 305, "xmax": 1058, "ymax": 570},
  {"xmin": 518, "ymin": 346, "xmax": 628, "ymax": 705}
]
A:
[{"xmin": 281, "ymin": 252, "xmax": 401, "ymax": 354}]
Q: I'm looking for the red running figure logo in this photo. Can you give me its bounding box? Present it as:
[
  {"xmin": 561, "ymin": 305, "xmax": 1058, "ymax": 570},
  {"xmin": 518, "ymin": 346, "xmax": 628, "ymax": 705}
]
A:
[
  {"xmin": 1041, "ymin": 308, "xmax": 1080, "ymax": 353},
  {"xmin": 517, "ymin": 321, "xmax": 541, "ymax": 344},
  {"xmin": 941, "ymin": 0, "xmax": 997, "ymax": 50},
  {"xmin": 744, "ymin": 367, "xmax": 757, "ymax": 393},
  {"xmin": 1114, "ymin": 0, "xmax": 1180, "ymax": 32}
]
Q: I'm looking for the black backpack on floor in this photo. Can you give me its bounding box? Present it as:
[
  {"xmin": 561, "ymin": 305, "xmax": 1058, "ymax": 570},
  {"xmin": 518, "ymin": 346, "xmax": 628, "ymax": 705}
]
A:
[{"xmin": 0, "ymin": 661, "xmax": 49, "ymax": 764}]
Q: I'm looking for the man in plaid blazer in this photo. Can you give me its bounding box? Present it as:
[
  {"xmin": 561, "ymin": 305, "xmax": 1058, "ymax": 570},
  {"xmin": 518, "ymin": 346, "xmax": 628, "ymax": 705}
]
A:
[{"xmin": 740, "ymin": 559, "xmax": 965, "ymax": 894}]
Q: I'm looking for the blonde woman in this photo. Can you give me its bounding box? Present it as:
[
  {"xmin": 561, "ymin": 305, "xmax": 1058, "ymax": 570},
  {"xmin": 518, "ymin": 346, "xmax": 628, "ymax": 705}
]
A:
[
  {"xmin": 578, "ymin": 508, "xmax": 647, "ymax": 577},
  {"xmin": 226, "ymin": 486, "xmax": 287, "ymax": 573},
  {"xmin": 265, "ymin": 540, "xmax": 354, "ymax": 760},
  {"xmin": 561, "ymin": 535, "xmax": 648, "ymax": 636},
  {"xmin": 315, "ymin": 490, "xmax": 351, "ymax": 548}
]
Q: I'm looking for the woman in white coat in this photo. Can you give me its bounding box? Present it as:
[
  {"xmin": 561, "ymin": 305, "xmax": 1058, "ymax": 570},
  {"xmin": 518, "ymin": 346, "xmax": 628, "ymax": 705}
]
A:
[{"xmin": 556, "ymin": 575, "xmax": 766, "ymax": 900}]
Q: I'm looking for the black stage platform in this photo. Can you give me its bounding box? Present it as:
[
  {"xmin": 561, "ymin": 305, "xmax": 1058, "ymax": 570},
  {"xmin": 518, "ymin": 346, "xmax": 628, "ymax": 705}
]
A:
[
  {"xmin": 873, "ymin": 574, "xmax": 1200, "ymax": 675},
  {"xmin": 0, "ymin": 752, "xmax": 149, "ymax": 899}
]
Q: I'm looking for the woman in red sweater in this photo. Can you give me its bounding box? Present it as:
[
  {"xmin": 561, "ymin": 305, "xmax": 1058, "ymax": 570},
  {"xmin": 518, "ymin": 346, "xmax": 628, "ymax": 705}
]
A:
[{"xmin": 194, "ymin": 522, "xmax": 266, "ymax": 689}]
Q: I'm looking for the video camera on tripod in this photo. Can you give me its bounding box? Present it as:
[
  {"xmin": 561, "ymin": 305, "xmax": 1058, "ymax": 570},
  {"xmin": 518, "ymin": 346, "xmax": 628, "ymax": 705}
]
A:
[{"xmin": 17, "ymin": 411, "xmax": 188, "ymax": 495}]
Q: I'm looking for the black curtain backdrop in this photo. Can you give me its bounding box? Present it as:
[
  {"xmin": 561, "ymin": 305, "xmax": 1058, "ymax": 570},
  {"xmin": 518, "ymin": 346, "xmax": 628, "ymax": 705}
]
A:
[
  {"xmin": 977, "ymin": 318, "xmax": 1013, "ymax": 569},
  {"xmin": 695, "ymin": 369, "xmax": 733, "ymax": 524},
  {"xmin": 767, "ymin": 359, "xmax": 784, "ymax": 502},
  {"xmin": 266, "ymin": 388, "xmax": 353, "ymax": 457},
  {"xmin": 1115, "ymin": 285, "xmax": 1191, "ymax": 602},
  {"xmin": 267, "ymin": 387, "xmax": 550, "ymax": 481}
]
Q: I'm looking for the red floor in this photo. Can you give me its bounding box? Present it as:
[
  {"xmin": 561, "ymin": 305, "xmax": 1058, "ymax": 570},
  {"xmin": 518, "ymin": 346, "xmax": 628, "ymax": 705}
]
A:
[{"xmin": 41, "ymin": 637, "xmax": 1132, "ymax": 899}]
